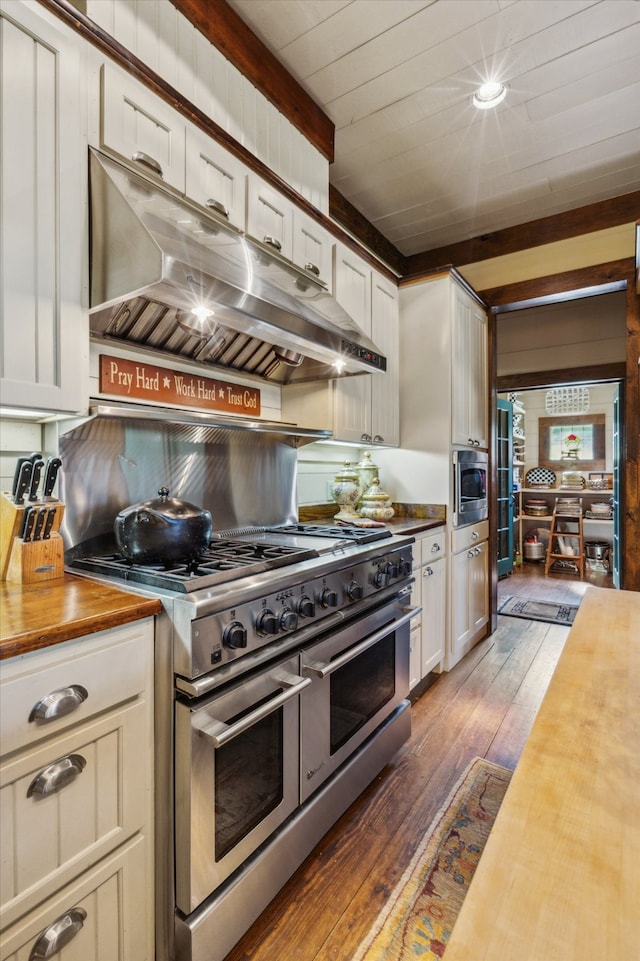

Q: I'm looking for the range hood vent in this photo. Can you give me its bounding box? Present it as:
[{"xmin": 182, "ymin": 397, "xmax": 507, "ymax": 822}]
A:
[{"xmin": 89, "ymin": 149, "xmax": 387, "ymax": 385}]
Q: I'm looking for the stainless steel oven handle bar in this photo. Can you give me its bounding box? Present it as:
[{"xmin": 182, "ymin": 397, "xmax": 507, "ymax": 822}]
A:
[
  {"xmin": 301, "ymin": 606, "xmax": 422, "ymax": 679},
  {"xmin": 197, "ymin": 672, "xmax": 312, "ymax": 748}
]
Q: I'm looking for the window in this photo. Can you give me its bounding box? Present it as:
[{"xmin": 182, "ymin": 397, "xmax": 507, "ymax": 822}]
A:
[{"xmin": 538, "ymin": 414, "xmax": 606, "ymax": 471}]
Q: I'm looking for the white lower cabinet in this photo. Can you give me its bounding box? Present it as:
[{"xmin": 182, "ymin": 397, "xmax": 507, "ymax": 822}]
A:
[
  {"xmin": 0, "ymin": 619, "xmax": 155, "ymax": 959},
  {"xmin": 409, "ymin": 528, "xmax": 446, "ymax": 689},
  {"xmin": 448, "ymin": 522, "xmax": 489, "ymax": 669}
]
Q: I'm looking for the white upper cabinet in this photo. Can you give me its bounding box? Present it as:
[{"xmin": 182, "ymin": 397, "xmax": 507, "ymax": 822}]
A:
[
  {"xmin": 246, "ymin": 174, "xmax": 294, "ymax": 260},
  {"xmin": 451, "ymin": 283, "xmax": 488, "ymax": 449},
  {"xmin": 0, "ymin": 0, "xmax": 87, "ymax": 414},
  {"xmin": 334, "ymin": 242, "xmax": 372, "ymax": 334},
  {"xmin": 370, "ymin": 270, "xmax": 400, "ymax": 446},
  {"xmin": 100, "ymin": 60, "xmax": 186, "ymax": 192},
  {"xmin": 292, "ymin": 209, "xmax": 333, "ymax": 293},
  {"xmin": 185, "ymin": 123, "xmax": 247, "ymax": 230}
]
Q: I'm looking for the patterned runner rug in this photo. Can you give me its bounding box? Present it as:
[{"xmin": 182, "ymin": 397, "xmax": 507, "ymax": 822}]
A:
[
  {"xmin": 351, "ymin": 757, "xmax": 512, "ymax": 961},
  {"xmin": 498, "ymin": 595, "xmax": 579, "ymax": 625}
]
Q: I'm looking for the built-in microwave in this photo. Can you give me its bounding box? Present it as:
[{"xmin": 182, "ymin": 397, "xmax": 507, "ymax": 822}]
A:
[{"xmin": 453, "ymin": 449, "xmax": 488, "ymax": 527}]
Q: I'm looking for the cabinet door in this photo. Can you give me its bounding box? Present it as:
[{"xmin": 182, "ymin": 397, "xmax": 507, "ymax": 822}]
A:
[
  {"xmin": 292, "ymin": 210, "xmax": 333, "ymax": 293},
  {"xmin": 450, "ymin": 540, "xmax": 488, "ymax": 665},
  {"xmin": 370, "ymin": 271, "xmax": 399, "ymax": 445},
  {"xmin": 0, "ymin": 2, "xmax": 87, "ymax": 413},
  {"xmin": 101, "ymin": 60, "xmax": 186, "ymax": 192},
  {"xmin": 420, "ymin": 558, "xmax": 446, "ymax": 674},
  {"xmin": 246, "ymin": 174, "xmax": 293, "ymax": 259},
  {"xmin": 451, "ymin": 283, "xmax": 488, "ymax": 448},
  {"xmin": 332, "ymin": 243, "xmax": 372, "ymax": 442},
  {"xmin": 185, "ymin": 123, "xmax": 247, "ymax": 229}
]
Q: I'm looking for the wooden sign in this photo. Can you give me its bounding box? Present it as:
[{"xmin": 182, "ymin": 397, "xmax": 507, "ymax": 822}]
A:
[{"xmin": 99, "ymin": 355, "xmax": 261, "ymax": 415}]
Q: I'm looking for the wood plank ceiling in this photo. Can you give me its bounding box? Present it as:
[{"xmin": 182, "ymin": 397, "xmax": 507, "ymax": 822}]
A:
[{"xmin": 225, "ymin": 0, "xmax": 640, "ymax": 260}]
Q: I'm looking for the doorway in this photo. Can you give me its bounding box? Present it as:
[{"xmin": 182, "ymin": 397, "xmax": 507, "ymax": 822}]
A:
[{"xmin": 497, "ymin": 382, "xmax": 620, "ymax": 604}]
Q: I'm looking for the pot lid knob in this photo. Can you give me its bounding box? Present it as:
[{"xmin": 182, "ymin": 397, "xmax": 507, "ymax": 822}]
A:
[{"xmin": 158, "ymin": 486, "xmax": 170, "ymax": 499}]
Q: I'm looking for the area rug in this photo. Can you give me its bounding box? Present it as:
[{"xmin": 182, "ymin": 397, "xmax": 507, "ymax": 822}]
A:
[
  {"xmin": 351, "ymin": 757, "xmax": 512, "ymax": 961},
  {"xmin": 498, "ymin": 595, "xmax": 579, "ymax": 625}
]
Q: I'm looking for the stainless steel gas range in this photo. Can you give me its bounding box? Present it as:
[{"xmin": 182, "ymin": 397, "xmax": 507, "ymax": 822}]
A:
[{"xmin": 58, "ymin": 406, "xmax": 417, "ymax": 961}]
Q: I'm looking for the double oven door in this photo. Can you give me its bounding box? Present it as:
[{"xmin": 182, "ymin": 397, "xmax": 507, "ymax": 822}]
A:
[
  {"xmin": 174, "ymin": 593, "xmax": 413, "ymax": 916},
  {"xmin": 174, "ymin": 652, "xmax": 309, "ymax": 914},
  {"xmin": 299, "ymin": 597, "xmax": 412, "ymax": 803}
]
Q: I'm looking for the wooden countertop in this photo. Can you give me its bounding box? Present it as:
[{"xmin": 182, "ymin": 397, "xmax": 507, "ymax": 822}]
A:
[
  {"xmin": 0, "ymin": 574, "xmax": 162, "ymax": 661},
  {"xmin": 445, "ymin": 586, "xmax": 640, "ymax": 961}
]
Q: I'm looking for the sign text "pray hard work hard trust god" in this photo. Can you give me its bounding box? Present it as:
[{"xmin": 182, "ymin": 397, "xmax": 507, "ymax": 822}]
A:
[{"xmin": 99, "ymin": 355, "xmax": 261, "ymax": 415}]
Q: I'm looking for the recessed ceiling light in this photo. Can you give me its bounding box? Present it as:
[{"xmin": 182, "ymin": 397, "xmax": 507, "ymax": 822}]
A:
[{"xmin": 472, "ymin": 81, "xmax": 508, "ymax": 110}]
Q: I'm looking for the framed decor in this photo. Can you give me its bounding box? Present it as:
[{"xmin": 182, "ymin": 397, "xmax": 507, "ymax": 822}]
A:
[{"xmin": 538, "ymin": 414, "xmax": 606, "ymax": 472}]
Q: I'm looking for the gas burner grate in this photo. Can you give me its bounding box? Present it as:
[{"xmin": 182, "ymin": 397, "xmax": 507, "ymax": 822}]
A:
[
  {"xmin": 70, "ymin": 539, "xmax": 319, "ymax": 593},
  {"xmin": 267, "ymin": 524, "xmax": 392, "ymax": 544}
]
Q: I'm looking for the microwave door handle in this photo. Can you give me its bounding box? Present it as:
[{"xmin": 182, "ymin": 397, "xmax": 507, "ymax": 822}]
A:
[
  {"xmin": 197, "ymin": 673, "xmax": 311, "ymax": 748},
  {"xmin": 303, "ymin": 606, "xmax": 422, "ymax": 679}
]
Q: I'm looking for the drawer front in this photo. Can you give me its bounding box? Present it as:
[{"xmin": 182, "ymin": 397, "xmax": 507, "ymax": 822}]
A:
[
  {"xmin": 0, "ymin": 620, "xmax": 152, "ymax": 758},
  {"xmin": 451, "ymin": 520, "xmax": 489, "ymax": 554},
  {"xmin": 416, "ymin": 528, "xmax": 446, "ymax": 566},
  {"xmin": 0, "ymin": 834, "xmax": 149, "ymax": 960},
  {"xmin": 0, "ymin": 698, "xmax": 149, "ymax": 926}
]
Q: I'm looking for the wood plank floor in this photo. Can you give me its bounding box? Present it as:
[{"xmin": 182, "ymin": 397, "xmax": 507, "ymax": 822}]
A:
[
  {"xmin": 223, "ymin": 612, "xmax": 571, "ymax": 961},
  {"xmin": 498, "ymin": 558, "xmax": 614, "ymax": 605}
]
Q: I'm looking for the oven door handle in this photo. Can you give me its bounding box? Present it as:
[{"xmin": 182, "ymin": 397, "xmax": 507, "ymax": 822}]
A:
[
  {"xmin": 302, "ymin": 606, "xmax": 422, "ymax": 679},
  {"xmin": 197, "ymin": 672, "xmax": 312, "ymax": 748}
]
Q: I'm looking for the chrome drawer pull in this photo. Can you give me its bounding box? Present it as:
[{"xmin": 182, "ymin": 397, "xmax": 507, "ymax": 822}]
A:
[
  {"xmin": 206, "ymin": 198, "xmax": 229, "ymax": 219},
  {"xmin": 304, "ymin": 262, "xmax": 320, "ymax": 276},
  {"xmin": 263, "ymin": 235, "xmax": 282, "ymax": 251},
  {"xmin": 132, "ymin": 150, "xmax": 163, "ymax": 178},
  {"xmin": 27, "ymin": 754, "xmax": 87, "ymax": 800},
  {"xmin": 198, "ymin": 673, "xmax": 311, "ymax": 748},
  {"xmin": 28, "ymin": 684, "xmax": 88, "ymax": 723},
  {"xmin": 29, "ymin": 907, "xmax": 87, "ymax": 959},
  {"xmin": 431, "ymin": 542, "xmax": 441, "ymax": 552}
]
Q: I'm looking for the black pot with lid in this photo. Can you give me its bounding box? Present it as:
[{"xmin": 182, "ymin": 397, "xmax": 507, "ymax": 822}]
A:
[{"xmin": 114, "ymin": 487, "xmax": 213, "ymax": 565}]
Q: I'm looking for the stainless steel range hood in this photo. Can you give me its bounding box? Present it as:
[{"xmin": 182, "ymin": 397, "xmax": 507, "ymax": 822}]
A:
[{"xmin": 89, "ymin": 149, "xmax": 387, "ymax": 385}]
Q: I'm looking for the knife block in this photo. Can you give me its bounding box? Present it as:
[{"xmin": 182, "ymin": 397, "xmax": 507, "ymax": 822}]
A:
[
  {"xmin": 6, "ymin": 532, "xmax": 65, "ymax": 584},
  {"xmin": 1, "ymin": 492, "xmax": 65, "ymax": 583},
  {"xmin": 0, "ymin": 492, "xmax": 24, "ymax": 581}
]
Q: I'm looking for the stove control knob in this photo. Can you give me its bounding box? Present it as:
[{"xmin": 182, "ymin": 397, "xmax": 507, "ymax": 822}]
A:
[
  {"xmin": 297, "ymin": 595, "xmax": 316, "ymax": 618},
  {"xmin": 279, "ymin": 607, "xmax": 298, "ymax": 633},
  {"xmin": 319, "ymin": 587, "xmax": 338, "ymax": 609},
  {"xmin": 373, "ymin": 569, "xmax": 389, "ymax": 589},
  {"xmin": 399, "ymin": 557, "xmax": 413, "ymax": 577},
  {"xmin": 223, "ymin": 621, "xmax": 248, "ymax": 649},
  {"xmin": 347, "ymin": 579, "xmax": 363, "ymax": 601},
  {"xmin": 385, "ymin": 562, "xmax": 399, "ymax": 579},
  {"xmin": 256, "ymin": 609, "xmax": 278, "ymax": 636}
]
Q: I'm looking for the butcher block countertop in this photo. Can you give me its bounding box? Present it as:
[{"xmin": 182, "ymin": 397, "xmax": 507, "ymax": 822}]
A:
[
  {"xmin": 445, "ymin": 585, "xmax": 640, "ymax": 961},
  {"xmin": 0, "ymin": 574, "xmax": 161, "ymax": 661}
]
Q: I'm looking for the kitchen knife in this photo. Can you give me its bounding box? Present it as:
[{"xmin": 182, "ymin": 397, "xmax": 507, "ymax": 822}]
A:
[
  {"xmin": 28, "ymin": 458, "xmax": 45, "ymax": 502},
  {"xmin": 42, "ymin": 456, "xmax": 62, "ymax": 500},
  {"xmin": 22, "ymin": 507, "xmax": 37, "ymax": 542},
  {"xmin": 33, "ymin": 506, "xmax": 48, "ymax": 540},
  {"xmin": 11, "ymin": 457, "xmax": 29, "ymax": 500},
  {"xmin": 19, "ymin": 504, "xmax": 34, "ymax": 538},
  {"xmin": 42, "ymin": 506, "xmax": 57, "ymax": 539},
  {"xmin": 14, "ymin": 461, "xmax": 33, "ymax": 505}
]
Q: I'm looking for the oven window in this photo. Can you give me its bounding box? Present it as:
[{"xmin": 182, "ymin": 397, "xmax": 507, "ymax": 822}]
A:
[
  {"xmin": 329, "ymin": 633, "xmax": 395, "ymax": 754},
  {"xmin": 214, "ymin": 695, "xmax": 284, "ymax": 861}
]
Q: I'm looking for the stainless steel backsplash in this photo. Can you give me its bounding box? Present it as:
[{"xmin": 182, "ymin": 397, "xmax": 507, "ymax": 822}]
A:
[{"xmin": 57, "ymin": 415, "xmax": 299, "ymax": 559}]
